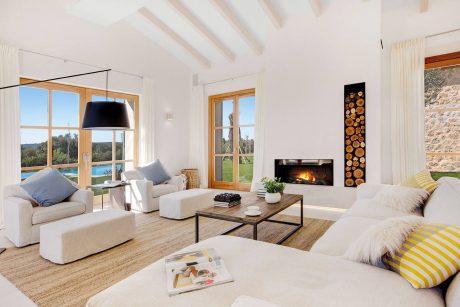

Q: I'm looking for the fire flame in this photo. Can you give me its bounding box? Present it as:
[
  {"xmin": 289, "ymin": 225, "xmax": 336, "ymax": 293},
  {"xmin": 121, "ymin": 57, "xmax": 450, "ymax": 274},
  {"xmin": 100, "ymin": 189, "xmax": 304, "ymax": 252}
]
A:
[{"xmin": 297, "ymin": 172, "xmax": 316, "ymax": 182}]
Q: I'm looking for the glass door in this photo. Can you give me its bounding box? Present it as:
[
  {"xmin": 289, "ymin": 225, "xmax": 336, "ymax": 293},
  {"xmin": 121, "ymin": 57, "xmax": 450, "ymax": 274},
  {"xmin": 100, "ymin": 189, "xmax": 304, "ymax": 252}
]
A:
[{"xmin": 209, "ymin": 89, "xmax": 255, "ymax": 191}]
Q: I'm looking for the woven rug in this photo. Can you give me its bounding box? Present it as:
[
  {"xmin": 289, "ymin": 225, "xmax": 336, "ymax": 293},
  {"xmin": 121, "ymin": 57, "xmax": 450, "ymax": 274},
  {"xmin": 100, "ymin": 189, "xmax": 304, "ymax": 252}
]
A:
[{"xmin": 0, "ymin": 211, "xmax": 333, "ymax": 307}]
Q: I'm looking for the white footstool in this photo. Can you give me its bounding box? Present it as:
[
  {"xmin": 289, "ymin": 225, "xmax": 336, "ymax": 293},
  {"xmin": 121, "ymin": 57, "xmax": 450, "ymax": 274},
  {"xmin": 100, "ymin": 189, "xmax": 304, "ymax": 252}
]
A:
[
  {"xmin": 40, "ymin": 210, "xmax": 135, "ymax": 264},
  {"xmin": 159, "ymin": 189, "xmax": 214, "ymax": 219}
]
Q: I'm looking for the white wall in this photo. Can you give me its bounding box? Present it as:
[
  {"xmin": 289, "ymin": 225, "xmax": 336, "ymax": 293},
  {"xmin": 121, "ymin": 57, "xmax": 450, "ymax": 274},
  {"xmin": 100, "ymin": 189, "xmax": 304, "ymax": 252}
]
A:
[
  {"xmin": 202, "ymin": 0, "xmax": 381, "ymax": 209},
  {"xmin": 0, "ymin": 0, "xmax": 192, "ymax": 174},
  {"xmin": 380, "ymin": 0, "xmax": 460, "ymax": 183}
]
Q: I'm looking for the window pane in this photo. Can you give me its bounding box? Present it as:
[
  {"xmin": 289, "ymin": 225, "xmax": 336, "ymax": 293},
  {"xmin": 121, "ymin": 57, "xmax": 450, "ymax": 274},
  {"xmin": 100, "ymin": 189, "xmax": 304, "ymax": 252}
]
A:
[
  {"xmin": 52, "ymin": 90, "xmax": 79, "ymax": 127},
  {"xmin": 21, "ymin": 170, "xmax": 39, "ymax": 181},
  {"xmin": 58, "ymin": 167, "xmax": 78, "ymax": 184},
  {"xmin": 425, "ymin": 65, "xmax": 460, "ymax": 109},
  {"xmin": 116, "ymin": 130, "xmax": 134, "ymax": 160},
  {"xmin": 215, "ymin": 99, "xmax": 233, "ymax": 127},
  {"xmin": 426, "ymin": 154, "xmax": 460, "ymax": 173},
  {"xmin": 239, "ymin": 127, "xmax": 254, "ymax": 154},
  {"xmin": 215, "ymin": 128, "xmax": 232, "ymax": 154},
  {"xmin": 215, "ymin": 156, "xmax": 233, "ymax": 182},
  {"xmin": 52, "ymin": 130, "xmax": 78, "ymax": 165},
  {"xmin": 20, "ymin": 86, "xmax": 48, "ymax": 126},
  {"xmin": 92, "ymin": 130, "xmax": 113, "ymax": 162},
  {"xmin": 91, "ymin": 164, "xmax": 112, "ymax": 195},
  {"xmin": 21, "ymin": 129, "xmax": 47, "ymax": 167},
  {"xmin": 239, "ymin": 156, "xmax": 254, "ymax": 183},
  {"xmin": 239, "ymin": 95, "xmax": 255, "ymax": 125},
  {"xmin": 115, "ymin": 163, "xmax": 125, "ymax": 180},
  {"xmin": 92, "ymin": 95, "xmax": 114, "ymax": 102}
]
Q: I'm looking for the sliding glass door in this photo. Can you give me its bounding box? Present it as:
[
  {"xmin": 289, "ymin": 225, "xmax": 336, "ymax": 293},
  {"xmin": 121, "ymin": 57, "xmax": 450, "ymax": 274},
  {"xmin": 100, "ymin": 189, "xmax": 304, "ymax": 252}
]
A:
[
  {"xmin": 209, "ymin": 89, "xmax": 255, "ymax": 191},
  {"xmin": 19, "ymin": 79, "xmax": 139, "ymax": 199}
]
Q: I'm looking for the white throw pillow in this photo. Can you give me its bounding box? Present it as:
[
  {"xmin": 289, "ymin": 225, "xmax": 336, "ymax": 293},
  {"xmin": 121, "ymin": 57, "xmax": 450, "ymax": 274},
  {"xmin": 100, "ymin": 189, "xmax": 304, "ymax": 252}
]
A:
[
  {"xmin": 231, "ymin": 295, "xmax": 280, "ymax": 307},
  {"xmin": 372, "ymin": 185, "xmax": 429, "ymax": 213},
  {"xmin": 343, "ymin": 216, "xmax": 427, "ymax": 265}
]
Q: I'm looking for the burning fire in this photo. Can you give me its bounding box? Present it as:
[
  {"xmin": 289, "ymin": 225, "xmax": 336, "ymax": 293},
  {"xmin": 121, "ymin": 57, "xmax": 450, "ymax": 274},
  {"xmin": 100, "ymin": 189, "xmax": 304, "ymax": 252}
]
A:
[{"xmin": 297, "ymin": 172, "xmax": 316, "ymax": 182}]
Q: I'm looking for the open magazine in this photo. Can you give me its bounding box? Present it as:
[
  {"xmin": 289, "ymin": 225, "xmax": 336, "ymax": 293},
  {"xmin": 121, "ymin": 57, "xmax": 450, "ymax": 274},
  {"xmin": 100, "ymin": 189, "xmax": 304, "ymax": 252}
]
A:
[{"xmin": 165, "ymin": 248, "xmax": 233, "ymax": 296}]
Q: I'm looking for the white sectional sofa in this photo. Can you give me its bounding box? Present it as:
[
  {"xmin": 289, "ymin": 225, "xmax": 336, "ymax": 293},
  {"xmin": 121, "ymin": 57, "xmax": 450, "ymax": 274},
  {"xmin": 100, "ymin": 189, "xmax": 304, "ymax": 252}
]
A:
[
  {"xmin": 122, "ymin": 170, "xmax": 186, "ymax": 213},
  {"xmin": 87, "ymin": 177, "xmax": 459, "ymax": 307}
]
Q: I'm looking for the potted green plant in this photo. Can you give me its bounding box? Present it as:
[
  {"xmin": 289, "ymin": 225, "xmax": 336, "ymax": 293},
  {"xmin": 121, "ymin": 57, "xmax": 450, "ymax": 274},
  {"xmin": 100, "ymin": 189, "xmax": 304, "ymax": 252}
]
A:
[{"xmin": 261, "ymin": 177, "xmax": 286, "ymax": 204}]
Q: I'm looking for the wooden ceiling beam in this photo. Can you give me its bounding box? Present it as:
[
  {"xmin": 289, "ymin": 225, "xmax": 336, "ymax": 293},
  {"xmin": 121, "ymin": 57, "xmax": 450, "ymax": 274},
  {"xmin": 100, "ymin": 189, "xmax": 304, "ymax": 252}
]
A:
[
  {"xmin": 257, "ymin": 0, "xmax": 282, "ymax": 29},
  {"xmin": 139, "ymin": 7, "xmax": 211, "ymax": 68},
  {"xmin": 168, "ymin": 0, "xmax": 235, "ymax": 62},
  {"xmin": 308, "ymin": 0, "xmax": 322, "ymax": 17},
  {"xmin": 209, "ymin": 0, "xmax": 263, "ymax": 55},
  {"xmin": 420, "ymin": 0, "xmax": 429, "ymax": 13}
]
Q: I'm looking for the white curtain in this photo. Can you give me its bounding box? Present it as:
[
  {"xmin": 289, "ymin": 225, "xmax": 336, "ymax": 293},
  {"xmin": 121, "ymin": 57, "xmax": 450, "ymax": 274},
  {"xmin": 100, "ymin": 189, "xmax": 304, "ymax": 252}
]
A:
[
  {"xmin": 250, "ymin": 72, "xmax": 266, "ymax": 191},
  {"xmin": 390, "ymin": 38, "xmax": 426, "ymax": 183},
  {"xmin": 0, "ymin": 45, "xmax": 21, "ymax": 228},
  {"xmin": 139, "ymin": 77, "xmax": 156, "ymax": 165},
  {"xmin": 189, "ymin": 85, "xmax": 208, "ymax": 188}
]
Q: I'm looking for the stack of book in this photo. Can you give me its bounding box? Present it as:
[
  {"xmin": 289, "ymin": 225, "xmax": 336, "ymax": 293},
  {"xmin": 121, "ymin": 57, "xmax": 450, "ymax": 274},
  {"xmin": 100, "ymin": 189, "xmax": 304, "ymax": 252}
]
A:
[{"xmin": 214, "ymin": 193, "xmax": 241, "ymax": 208}]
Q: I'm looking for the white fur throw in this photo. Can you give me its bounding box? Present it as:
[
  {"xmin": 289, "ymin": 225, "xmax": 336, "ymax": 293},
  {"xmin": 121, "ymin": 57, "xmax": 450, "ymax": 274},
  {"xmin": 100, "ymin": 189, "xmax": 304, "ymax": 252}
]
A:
[
  {"xmin": 343, "ymin": 216, "xmax": 426, "ymax": 265},
  {"xmin": 372, "ymin": 185, "xmax": 429, "ymax": 213}
]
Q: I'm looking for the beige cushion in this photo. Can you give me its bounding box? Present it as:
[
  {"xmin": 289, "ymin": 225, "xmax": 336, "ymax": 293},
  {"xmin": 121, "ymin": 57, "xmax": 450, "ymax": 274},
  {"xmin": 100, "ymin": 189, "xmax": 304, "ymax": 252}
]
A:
[
  {"xmin": 342, "ymin": 199, "xmax": 422, "ymax": 220},
  {"xmin": 423, "ymin": 177, "xmax": 460, "ymax": 225},
  {"xmin": 447, "ymin": 273, "xmax": 460, "ymax": 307},
  {"xmin": 310, "ymin": 217, "xmax": 380, "ymax": 256},
  {"xmin": 32, "ymin": 202, "xmax": 85, "ymax": 225},
  {"xmin": 152, "ymin": 184, "xmax": 178, "ymax": 198}
]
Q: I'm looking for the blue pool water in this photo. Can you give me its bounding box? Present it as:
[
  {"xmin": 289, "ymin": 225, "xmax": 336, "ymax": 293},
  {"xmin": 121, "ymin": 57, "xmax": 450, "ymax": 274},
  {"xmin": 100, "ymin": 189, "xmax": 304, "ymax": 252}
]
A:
[{"xmin": 21, "ymin": 164, "xmax": 115, "ymax": 179}]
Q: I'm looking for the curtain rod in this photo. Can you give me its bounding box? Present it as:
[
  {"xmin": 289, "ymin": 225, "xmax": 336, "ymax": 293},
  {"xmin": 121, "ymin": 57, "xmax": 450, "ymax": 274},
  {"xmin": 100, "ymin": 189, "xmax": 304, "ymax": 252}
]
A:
[
  {"xmin": 0, "ymin": 69, "xmax": 111, "ymax": 90},
  {"xmin": 19, "ymin": 49, "xmax": 144, "ymax": 80},
  {"xmin": 426, "ymin": 27, "xmax": 460, "ymax": 38},
  {"xmin": 203, "ymin": 73, "xmax": 256, "ymax": 86}
]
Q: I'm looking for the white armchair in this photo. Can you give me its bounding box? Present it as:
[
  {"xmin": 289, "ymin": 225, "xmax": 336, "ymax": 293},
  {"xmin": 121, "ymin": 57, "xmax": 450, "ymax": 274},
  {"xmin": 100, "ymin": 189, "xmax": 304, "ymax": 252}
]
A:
[
  {"xmin": 3, "ymin": 184, "xmax": 93, "ymax": 247},
  {"xmin": 122, "ymin": 170, "xmax": 186, "ymax": 213}
]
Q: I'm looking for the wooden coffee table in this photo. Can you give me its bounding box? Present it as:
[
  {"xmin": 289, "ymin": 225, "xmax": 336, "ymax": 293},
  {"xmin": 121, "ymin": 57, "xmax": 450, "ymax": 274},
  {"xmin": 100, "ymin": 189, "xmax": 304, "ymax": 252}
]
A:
[{"xmin": 195, "ymin": 193, "xmax": 303, "ymax": 244}]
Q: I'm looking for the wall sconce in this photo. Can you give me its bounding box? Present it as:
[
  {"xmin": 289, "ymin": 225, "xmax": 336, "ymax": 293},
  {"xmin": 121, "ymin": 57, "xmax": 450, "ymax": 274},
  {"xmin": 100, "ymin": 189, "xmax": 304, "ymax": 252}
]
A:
[{"xmin": 165, "ymin": 112, "xmax": 173, "ymax": 121}]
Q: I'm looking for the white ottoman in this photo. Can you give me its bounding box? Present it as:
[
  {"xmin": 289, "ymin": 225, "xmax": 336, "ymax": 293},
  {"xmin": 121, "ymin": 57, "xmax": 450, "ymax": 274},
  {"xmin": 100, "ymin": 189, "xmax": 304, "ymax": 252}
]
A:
[
  {"xmin": 159, "ymin": 189, "xmax": 214, "ymax": 219},
  {"xmin": 40, "ymin": 210, "xmax": 135, "ymax": 264}
]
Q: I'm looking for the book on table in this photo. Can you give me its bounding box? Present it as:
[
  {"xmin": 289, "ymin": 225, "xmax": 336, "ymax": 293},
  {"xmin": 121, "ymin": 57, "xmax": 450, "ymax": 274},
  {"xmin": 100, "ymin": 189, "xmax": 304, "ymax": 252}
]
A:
[
  {"xmin": 214, "ymin": 200, "xmax": 241, "ymax": 208},
  {"xmin": 165, "ymin": 248, "xmax": 233, "ymax": 296}
]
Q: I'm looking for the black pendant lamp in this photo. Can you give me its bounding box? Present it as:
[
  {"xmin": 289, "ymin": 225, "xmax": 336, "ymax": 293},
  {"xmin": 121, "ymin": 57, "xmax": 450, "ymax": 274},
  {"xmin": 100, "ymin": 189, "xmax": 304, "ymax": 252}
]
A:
[{"xmin": 82, "ymin": 70, "xmax": 130, "ymax": 130}]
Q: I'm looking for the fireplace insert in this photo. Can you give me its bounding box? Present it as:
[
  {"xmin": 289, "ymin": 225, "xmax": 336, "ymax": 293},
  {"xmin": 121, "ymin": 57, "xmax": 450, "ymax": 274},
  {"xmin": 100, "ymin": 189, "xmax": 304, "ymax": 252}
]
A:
[{"xmin": 274, "ymin": 159, "xmax": 333, "ymax": 186}]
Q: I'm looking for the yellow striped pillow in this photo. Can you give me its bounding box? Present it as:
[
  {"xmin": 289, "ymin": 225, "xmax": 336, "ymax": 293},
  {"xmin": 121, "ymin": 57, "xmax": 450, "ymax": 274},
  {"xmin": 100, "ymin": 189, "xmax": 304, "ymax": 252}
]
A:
[
  {"xmin": 400, "ymin": 169, "xmax": 438, "ymax": 193},
  {"xmin": 384, "ymin": 224, "xmax": 460, "ymax": 288}
]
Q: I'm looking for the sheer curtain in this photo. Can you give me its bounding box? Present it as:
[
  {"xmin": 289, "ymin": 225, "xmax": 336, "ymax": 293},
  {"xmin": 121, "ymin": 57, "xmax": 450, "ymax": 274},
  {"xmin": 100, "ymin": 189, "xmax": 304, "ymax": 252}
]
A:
[
  {"xmin": 139, "ymin": 77, "xmax": 156, "ymax": 165},
  {"xmin": 0, "ymin": 45, "xmax": 21, "ymax": 228},
  {"xmin": 189, "ymin": 85, "xmax": 208, "ymax": 188},
  {"xmin": 390, "ymin": 38, "xmax": 426, "ymax": 183},
  {"xmin": 250, "ymin": 72, "xmax": 266, "ymax": 191}
]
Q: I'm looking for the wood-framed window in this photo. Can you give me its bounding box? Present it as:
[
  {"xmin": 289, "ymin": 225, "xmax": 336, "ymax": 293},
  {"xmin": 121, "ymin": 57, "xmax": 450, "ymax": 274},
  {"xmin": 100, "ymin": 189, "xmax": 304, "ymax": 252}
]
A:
[
  {"xmin": 19, "ymin": 78, "xmax": 139, "ymax": 197},
  {"xmin": 208, "ymin": 89, "xmax": 255, "ymax": 191},
  {"xmin": 424, "ymin": 52, "xmax": 460, "ymax": 180}
]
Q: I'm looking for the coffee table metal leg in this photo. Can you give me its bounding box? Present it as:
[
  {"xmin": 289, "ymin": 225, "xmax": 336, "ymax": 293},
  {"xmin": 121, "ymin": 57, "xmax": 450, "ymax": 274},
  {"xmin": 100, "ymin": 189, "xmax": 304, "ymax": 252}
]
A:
[
  {"xmin": 195, "ymin": 214, "xmax": 199, "ymax": 243},
  {"xmin": 253, "ymin": 224, "xmax": 258, "ymax": 240},
  {"xmin": 300, "ymin": 198, "xmax": 303, "ymax": 227}
]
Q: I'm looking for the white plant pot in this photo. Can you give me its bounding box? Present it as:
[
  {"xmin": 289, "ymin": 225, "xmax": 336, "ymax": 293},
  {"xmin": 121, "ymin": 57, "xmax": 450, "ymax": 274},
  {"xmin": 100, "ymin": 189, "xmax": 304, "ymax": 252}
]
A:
[{"xmin": 265, "ymin": 192, "xmax": 281, "ymax": 204}]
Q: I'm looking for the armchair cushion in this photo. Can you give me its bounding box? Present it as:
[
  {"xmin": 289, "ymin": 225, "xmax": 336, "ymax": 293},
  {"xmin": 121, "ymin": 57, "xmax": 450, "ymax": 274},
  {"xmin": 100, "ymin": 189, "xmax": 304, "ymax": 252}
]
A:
[
  {"xmin": 21, "ymin": 169, "xmax": 78, "ymax": 207},
  {"xmin": 31, "ymin": 202, "xmax": 86, "ymax": 225},
  {"xmin": 136, "ymin": 160, "xmax": 171, "ymax": 185}
]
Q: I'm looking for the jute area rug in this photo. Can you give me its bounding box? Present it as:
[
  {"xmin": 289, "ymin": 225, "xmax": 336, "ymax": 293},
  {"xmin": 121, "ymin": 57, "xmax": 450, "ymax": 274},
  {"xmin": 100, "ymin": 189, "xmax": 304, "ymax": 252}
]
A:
[{"xmin": 0, "ymin": 211, "xmax": 333, "ymax": 307}]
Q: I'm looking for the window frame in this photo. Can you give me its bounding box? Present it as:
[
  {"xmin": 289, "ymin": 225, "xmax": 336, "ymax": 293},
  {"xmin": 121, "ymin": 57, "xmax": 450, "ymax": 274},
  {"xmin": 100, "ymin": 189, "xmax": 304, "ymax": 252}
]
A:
[
  {"xmin": 208, "ymin": 88, "xmax": 255, "ymax": 191},
  {"xmin": 19, "ymin": 78, "xmax": 139, "ymax": 189}
]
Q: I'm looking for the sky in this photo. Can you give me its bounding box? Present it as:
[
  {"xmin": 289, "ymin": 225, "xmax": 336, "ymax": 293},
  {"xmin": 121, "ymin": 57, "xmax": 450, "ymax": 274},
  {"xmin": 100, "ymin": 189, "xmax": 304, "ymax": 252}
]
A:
[
  {"xmin": 221, "ymin": 96, "xmax": 255, "ymax": 140},
  {"xmin": 20, "ymin": 87, "xmax": 132, "ymax": 143}
]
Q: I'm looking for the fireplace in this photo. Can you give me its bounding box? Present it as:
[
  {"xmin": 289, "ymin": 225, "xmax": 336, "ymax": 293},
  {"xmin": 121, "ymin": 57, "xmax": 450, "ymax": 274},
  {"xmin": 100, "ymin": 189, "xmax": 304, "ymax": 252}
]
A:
[{"xmin": 274, "ymin": 159, "xmax": 333, "ymax": 186}]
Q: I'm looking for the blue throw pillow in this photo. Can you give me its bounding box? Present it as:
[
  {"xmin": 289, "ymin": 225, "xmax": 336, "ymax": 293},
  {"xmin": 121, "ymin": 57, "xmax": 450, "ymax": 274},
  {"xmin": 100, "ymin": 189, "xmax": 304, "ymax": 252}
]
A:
[
  {"xmin": 136, "ymin": 160, "xmax": 171, "ymax": 185},
  {"xmin": 21, "ymin": 169, "xmax": 78, "ymax": 207}
]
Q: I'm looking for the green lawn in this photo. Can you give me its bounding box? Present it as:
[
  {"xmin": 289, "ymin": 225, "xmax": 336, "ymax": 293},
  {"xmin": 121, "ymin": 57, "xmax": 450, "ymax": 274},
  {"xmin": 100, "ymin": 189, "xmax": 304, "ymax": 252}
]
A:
[
  {"xmin": 221, "ymin": 156, "xmax": 253, "ymax": 183},
  {"xmin": 91, "ymin": 175, "xmax": 112, "ymax": 196},
  {"xmin": 431, "ymin": 172, "xmax": 460, "ymax": 181}
]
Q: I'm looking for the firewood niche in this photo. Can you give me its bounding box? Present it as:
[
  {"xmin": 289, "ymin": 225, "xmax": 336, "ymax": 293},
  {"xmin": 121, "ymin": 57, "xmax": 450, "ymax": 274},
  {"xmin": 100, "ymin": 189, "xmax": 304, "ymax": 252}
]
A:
[{"xmin": 344, "ymin": 82, "xmax": 366, "ymax": 187}]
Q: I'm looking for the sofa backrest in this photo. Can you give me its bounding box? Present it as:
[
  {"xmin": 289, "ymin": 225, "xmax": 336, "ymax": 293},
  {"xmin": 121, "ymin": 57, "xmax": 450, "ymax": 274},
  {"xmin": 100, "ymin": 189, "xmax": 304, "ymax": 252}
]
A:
[
  {"xmin": 423, "ymin": 177, "xmax": 460, "ymax": 225},
  {"xmin": 122, "ymin": 169, "xmax": 144, "ymax": 181}
]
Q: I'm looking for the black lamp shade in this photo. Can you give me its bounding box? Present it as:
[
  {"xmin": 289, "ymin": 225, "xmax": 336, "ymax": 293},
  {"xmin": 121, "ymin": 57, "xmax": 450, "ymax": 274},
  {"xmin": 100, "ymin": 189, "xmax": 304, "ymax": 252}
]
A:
[{"xmin": 82, "ymin": 101, "xmax": 130, "ymax": 130}]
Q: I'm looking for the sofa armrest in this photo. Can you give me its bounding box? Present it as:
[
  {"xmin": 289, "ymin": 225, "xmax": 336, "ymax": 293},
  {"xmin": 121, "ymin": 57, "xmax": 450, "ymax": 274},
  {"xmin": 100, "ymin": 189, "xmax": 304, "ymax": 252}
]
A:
[
  {"xmin": 3, "ymin": 197, "xmax": 34, "ymax": 247},
  {"xmin": 356, "ymin": 183, "xmax": 391, "ymax": 199},
  {"xmin": 126, "ymin": 180, "xmax": 153, "ymax": 212},
  {"xmin": 68, "ymin": 189, "xmax": 94, "ymax": 213},
  {"xmin": 167, "ymin": 174, "xmax": 187, "ymax": 191}
]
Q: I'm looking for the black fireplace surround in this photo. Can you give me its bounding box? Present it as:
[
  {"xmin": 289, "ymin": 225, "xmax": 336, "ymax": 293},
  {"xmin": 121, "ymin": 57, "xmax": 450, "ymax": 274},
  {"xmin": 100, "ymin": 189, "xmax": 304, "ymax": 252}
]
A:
[{"xmin": 274, "ymin": 159, "xmax": 334, "ymax": 186}]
